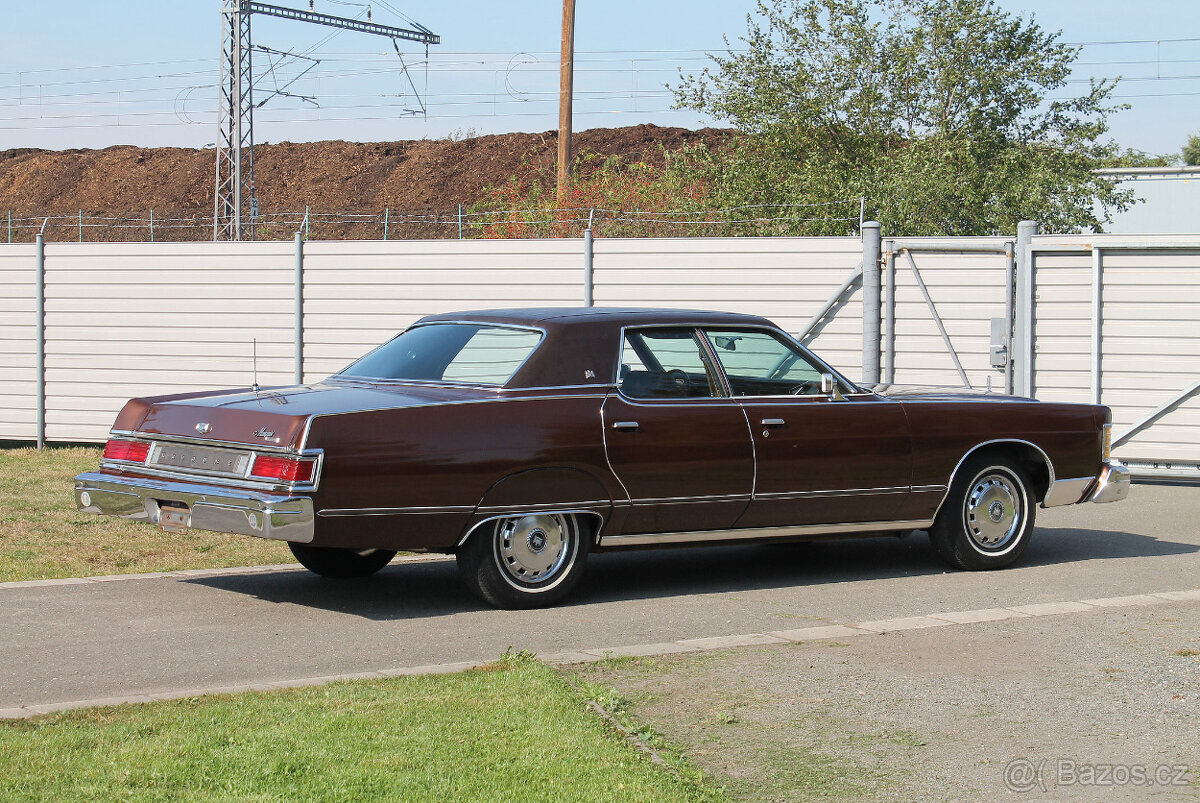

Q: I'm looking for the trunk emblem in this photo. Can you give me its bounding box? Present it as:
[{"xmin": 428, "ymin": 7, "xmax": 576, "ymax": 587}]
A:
[
  {"xmin": 195, "ymin": 422, "xmax": 212, "ymax": 434},
  {"xmin": 253, "ymin": 427, "xmax": 276, "ymax": 440}
]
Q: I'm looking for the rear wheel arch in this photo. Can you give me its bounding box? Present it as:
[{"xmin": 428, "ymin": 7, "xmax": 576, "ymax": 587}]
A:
[{"xmin": 942, "ymin": 440, "xmax": 1054, "ymax": 507}]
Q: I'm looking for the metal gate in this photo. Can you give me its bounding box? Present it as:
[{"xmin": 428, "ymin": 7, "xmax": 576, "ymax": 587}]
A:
[{"xmin": 1023, "ymin": 234, "xmax": 1200, "ymax": 480}]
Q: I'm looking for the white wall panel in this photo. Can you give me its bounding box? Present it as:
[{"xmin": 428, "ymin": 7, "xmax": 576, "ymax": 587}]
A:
[
  {"xmin": 41, "ymin": 242, "xmax": 295, "ymax": 442},
  {"xmin": 1031, "ymin": 236, "xmax": 1200, "ymax": 470},
  {"xmin": 593, "ymin": 237, "xmax": 866, "ymax": 378},
  {"xmin": 0, "ymin": 244, "xmax": 37, "ymax": 439},
  {"xmin": 886, "ymin": 238, "xmax": 1010, "ymax": 389}
]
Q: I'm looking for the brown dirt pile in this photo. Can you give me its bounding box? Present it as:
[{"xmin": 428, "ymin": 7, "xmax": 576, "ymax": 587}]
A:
[{"xmin": 0, "ymin": 124, "xmax": 732, "ymax": 240}]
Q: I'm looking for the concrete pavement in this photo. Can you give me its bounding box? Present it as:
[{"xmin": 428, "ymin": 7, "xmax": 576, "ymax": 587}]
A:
[{"xmin": 2, "ymin": 483, "xmax": 1197, "ymax": 713}]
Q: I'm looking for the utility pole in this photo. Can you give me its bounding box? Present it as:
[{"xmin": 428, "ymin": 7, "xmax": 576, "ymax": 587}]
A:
[
  {"xmin": 557, "ymin": 0, "xmax": 576, "ymax": 203},
  {"xmin": 214, "ymin": 1, "xmax": 439, "ymax": 241}
]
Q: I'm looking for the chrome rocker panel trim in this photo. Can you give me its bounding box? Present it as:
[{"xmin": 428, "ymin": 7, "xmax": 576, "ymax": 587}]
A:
[
  {"xmin": 74, "ymin": 472, "xmax": 315, "ymax": 544},
  {"xmin": 598, "ymin": 518, "xmax": 933, "ymax": 547}
]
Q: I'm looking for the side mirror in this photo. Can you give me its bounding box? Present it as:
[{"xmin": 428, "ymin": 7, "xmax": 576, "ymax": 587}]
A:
[{"xmin": 821, "ymin": 373, "xmax": 846, "ymax": 401}]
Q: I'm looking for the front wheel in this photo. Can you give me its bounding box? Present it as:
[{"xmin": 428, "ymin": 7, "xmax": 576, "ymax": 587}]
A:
[
  {"xmin": 456, "ymin": 513, "xmax": 589, "ymax": 609},
  {"xmin": 289, "ymin": 543, "xmax": 397, "ymax": 578},
  {"xmin": 929, "ymin": 455, "xmax": 1035, "ymax": 570}
]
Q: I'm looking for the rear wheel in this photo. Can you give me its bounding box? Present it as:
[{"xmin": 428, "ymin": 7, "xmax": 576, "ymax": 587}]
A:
[
  {"xmin": 929, "ymin": 455, "xmax": 1035, "ymax": 570},
  {"xmin": 456, "ymin": 512, "xmax": 589, "ymax": 609},
  {"xmin": 289, "ymin": 543, "xmax": 397, "ymax": 578}
]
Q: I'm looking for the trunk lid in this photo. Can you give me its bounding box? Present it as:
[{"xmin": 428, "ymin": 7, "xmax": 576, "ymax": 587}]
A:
[{"xmin": 117, "ymin": 380, "xmax": 492, "ymax": 450}]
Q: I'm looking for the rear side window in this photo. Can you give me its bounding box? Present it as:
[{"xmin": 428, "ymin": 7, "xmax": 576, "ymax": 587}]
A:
[
  {"xmin": 340, "ymin": 324, "xmax": 542, "ymax": 385},
  {"xmin": 619, "ymin": 328, "xmax": 720, "ymax": 399}
]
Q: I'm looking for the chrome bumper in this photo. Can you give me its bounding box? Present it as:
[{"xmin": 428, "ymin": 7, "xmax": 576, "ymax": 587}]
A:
[
  {"xmin": 1089, "ymin": 461, "xmax": 1131, "ymax": 504},
  {"xmin": 74, "ymin": 472, "xmax": 315, "ymax": 543}
]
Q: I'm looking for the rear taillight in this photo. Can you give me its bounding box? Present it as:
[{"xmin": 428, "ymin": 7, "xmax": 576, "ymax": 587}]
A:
[
  {"xmin": 103, "ymin": 439, "xmax": 150, "ymax": 463},
  {"xmin": 250, "ymin": 454, "xmax": 316, "ymax": 483},
  {"xmin": 1102, "ymin": 423, "xmax": 1112, "ymax": 462}
]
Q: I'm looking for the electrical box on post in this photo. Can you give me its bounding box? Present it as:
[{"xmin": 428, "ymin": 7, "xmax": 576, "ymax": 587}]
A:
[{"xmin": 990, "ymin": 317, "xmax": 1009, "ymax": 368}]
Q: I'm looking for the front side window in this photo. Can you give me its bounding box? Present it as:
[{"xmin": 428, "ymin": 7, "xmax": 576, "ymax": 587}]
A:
[
  {"xmin": 619, "ymin": 328, "xmax": 720, "ymax": 399},
  {"xmin": 339, "ymin": 323, "xmax": 542, "ymax": 385},
  {"xmin": 703, "ymin": 329, "xmax": 827, "ymax": 396}
]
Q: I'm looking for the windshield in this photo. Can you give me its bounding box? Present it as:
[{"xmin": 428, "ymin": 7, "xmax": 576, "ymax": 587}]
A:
[{"xmin": 338, "ymin": 323, "xmax": 543, "ymax": 385}]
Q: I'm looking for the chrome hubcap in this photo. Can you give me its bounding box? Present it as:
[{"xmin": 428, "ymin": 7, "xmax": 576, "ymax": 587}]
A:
[
  {"xmin": 965, "ymin": 472, "xmax": 1022, "ymax": 550},
  {"xmin": 497, "ymin": 514, "xmax": 572, "ymax": 584}
]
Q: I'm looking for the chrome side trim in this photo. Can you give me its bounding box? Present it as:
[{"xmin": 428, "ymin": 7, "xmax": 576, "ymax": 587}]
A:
[
  {"xmin": 456, "ymin": 510, "xmax": 607, "ymax": 548},
  {"xmin": 74, "ymin": 472, "xmax": 314, "ymax": 543},
  {"xmin": 753, "ymin": 486, "xmax": 909, "ymax": 501},
  {"xmin": 318, "ymin": 505, "xmax": 476, "ymax": 517},
  {"xmin": 599, "ymin": 519, "xmax": 933, "ymax": 547},
  {"xmin": 630, "ymin": 493, "xmax": 751, "ymax": 504},
  {"xmin": 1041, "ymin": 476, "xmax": 1097, "ymax": 507},
  {"xmin": 930, "ymin": 439, "xmax": 1056, "ymax": 521},
  {"xmin": 1090, "ymin": 462, "xmax": 1131, "ymax": 504},
  {"xmin": 476, "ymin": 499, "xmax": 611, "ymax": 514}
]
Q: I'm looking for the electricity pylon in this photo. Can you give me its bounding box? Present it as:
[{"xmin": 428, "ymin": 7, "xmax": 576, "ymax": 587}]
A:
[{"xmin": 214, "ymin": 1, "xmax": 439, "ymax": 240}]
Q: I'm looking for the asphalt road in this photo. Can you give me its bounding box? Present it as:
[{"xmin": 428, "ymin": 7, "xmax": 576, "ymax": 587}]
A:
[{"xmin": 2, "ymin": 484, "xmax": 1198, "ymax": 711}]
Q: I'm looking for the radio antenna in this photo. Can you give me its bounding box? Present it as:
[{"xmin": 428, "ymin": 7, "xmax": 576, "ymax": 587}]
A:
[{"xmin": 252, "ymin": 338, "xmax": 260, "ymax": 393}]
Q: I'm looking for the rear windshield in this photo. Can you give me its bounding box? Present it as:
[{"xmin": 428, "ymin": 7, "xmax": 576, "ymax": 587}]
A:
[{"xmin": 338, "ymin": 323, "xmax": 543, "ymax": 385}]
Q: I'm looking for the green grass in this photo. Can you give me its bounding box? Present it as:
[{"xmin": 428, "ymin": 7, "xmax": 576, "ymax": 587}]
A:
[
  {"xmin": 0, "ymin": 447, "xmax": 291, "ymax": 582},
  {"xmin": 0, "ymin": 654, "xmax": 725, "ymax": 803}
]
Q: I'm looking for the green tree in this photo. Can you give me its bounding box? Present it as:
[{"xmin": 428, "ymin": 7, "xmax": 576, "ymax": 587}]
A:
[
  {"xmin": 673, "ymin": 0, "xmax": 1135, "ymax": 235},
  {"xmin": 1183, "ymin": 134, "xmax": 1200, "ymax": 166}
]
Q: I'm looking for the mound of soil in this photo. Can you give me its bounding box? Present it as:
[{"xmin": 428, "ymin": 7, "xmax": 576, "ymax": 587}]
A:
[{"xmin": 0, "ymin": 124, "xmax": 732, "ymax": 241}]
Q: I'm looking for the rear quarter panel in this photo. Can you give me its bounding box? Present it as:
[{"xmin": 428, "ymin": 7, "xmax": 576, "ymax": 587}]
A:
[
  {"xmin": 898, "ymin": 398, "xmax": 1106, "ymax": 521},
  {"xmin": 304, "ymin": 394, "xmax": 616, "ymax": 550}
]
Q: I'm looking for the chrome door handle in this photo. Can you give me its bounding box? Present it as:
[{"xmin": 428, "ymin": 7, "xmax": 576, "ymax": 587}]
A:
[
  {"xmin": 760, "ymin": 418, "xmax": 786, "ymax": 428},
  {"xmin": 612, "ymin": 421, "xmax": 640, "ymax": 431}
]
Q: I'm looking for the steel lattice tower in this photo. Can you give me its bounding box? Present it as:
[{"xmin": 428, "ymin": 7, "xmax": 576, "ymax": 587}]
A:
[
  {"xmin": 215, "ymin": 1, "xmax": 255, "ymax": 241},
  {"xmin": 213, "ymin": 1, "xmax": 439, "ymax": 241}
]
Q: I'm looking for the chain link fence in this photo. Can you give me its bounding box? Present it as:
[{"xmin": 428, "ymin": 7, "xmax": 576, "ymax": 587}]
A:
[{"xmin": 2, "ymin": 200, "xmax": 866, "ymax": 243}]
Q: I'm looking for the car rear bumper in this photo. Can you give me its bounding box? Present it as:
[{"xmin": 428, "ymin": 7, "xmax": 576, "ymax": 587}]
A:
[
  {"xmin": 1089, "ymin": 461, "xmax": 1131, "ymax": 504},
  {"xmin": 74, "ymin": 472, "xmax": 315, "ymax": 543}
]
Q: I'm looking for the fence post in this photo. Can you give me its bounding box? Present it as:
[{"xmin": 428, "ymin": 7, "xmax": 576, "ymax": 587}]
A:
[
  {"xmin": 882, "ymin": 241, "xmax": 896, "ymax": 384},
  {"xmin": 383, "ymin": 207, "xmax": 389, "ymax": 241},
  {"xmin": 6, "ymin": 211, "xmax": 10, "ymax": 244},
  {"xmin": 294, "ymin": 231, "xmax": 304, "ymax": 385},
  {"xmin": 78, "ymin": 210, "xmax": 83, "ymax": 243},
  {"xmin": 583, "ymin": 227, "xmax": 594, "ymax": 306},
  {"xmin": 35, "ymin": 232, "xmax": 45, "ymax": 449},
  {"xmin": 1014, "ymin": 220, "xmax": 1038, "ymax": 398},
  {"xmin": 860, "ymin": 221, "xmax": 882, "ymax": 385},
  {"xmin": 457, "ymin": 204, "xmax": 463, "ymax": 240},
  {"xmin": 149, "ymin": 209, "xmax": 155, "ymax": 242}
]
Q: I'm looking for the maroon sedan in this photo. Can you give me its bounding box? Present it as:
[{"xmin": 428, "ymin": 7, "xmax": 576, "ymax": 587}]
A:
[{"xmin": 76, "ymin": 308, "xmax": 1129, "ymax": 608}]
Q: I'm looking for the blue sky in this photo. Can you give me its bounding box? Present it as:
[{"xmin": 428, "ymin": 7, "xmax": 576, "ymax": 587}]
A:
[{"xmin": 0, "ymin": 1, "xmax": 1196, "ymax": 156}]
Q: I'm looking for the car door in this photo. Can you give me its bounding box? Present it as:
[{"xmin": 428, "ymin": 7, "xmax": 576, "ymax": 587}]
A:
[
  {"xmin": 602, "ymin": 327, "xmax": 755, "ymax": 534},
  {"xmin": 700, "ymin": 327, "xmax": 913, "ymax": 528}
]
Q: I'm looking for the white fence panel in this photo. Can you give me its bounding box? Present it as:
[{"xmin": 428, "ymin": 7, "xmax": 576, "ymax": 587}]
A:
[
  {"xmin": 1031, "ymin": 235, "xmax": 1200, "ymax": 474},
  {"xmin": 301, "ymin": 239, "xmax": 584, "ymax": 381},
  {"xmin": 593, "ymin": 237, "xmax": 866, "ymax": 378},
  {"xmin": 887, "ymin": 237, "xmax": 1010, "ymax": 390},
  {"xmin": 41, "ymin": 242, "xmax": 295, "ymax": 442},
  {"xmin": 0, "ymin": 244, "xmax": 37, "ymax": 440}
]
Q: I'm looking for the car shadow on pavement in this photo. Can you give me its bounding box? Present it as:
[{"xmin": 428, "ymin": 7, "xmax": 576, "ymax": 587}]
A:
[{"xmin": 185, "ymin": 525, "xmax": 1196, "ymax": 619}]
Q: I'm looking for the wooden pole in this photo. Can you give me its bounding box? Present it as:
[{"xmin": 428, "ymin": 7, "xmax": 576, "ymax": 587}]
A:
[{"xmin": 557, "ymin": 0, "xmax": 576, "ymax": 203}]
